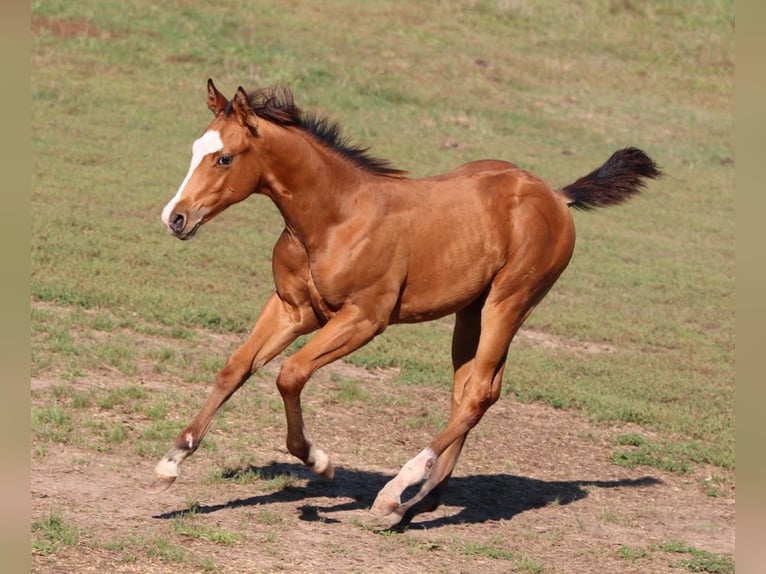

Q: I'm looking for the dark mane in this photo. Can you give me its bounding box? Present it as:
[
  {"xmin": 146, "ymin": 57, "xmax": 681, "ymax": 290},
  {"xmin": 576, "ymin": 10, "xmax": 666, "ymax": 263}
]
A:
[{"xmin": 228, "ymin": 86, "xmax": 406, "ymax": 177}]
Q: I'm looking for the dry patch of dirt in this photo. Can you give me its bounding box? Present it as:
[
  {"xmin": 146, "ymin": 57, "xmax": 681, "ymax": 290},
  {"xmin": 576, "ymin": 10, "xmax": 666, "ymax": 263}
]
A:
[
  {"xmin": 31, "ymin": 347, "xmax": 734, "ymax": 573},
  {"xmin": 515, "ymin": 328, "xmax": 617, "ymax": 356},
  {"xmin": 31, "ymin": 14, "xmax": 117, "ymax": 40}
]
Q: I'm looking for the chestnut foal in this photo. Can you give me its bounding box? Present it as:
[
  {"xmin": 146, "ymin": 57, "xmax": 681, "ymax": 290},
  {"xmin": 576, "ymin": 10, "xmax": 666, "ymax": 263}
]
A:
[{"xmin": 152, "ymin": 79, "xmax": 660, "ymax": 527}]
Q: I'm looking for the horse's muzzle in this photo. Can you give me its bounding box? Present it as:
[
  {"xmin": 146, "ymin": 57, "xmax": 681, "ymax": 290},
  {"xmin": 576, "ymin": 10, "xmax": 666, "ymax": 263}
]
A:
[
  {"xmin": 169, "ymin": 212, "xmax": 186, "ymax": 235},
  {"xmin": 166, "ymin": 212, "xmax": 200, "ymax": 240}
]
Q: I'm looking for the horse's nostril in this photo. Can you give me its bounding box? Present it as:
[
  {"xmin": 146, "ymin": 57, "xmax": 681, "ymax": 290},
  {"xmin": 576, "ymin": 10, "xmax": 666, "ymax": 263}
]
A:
[{"xmin": 169, "ymin": 213, "xmax": 185, "ymax": 233}]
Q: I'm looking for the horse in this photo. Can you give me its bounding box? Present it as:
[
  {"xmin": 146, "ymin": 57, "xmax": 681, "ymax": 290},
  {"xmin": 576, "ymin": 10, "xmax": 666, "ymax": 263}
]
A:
[{"xmin": 151, "ymin": 79, "xmax": 661, "ymax": 528}]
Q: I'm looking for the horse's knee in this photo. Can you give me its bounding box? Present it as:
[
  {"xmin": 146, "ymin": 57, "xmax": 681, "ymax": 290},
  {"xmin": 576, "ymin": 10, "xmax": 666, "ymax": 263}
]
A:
[{"xmin": 276, "ymin": 357, "xmax": 311, "ymax": 397}]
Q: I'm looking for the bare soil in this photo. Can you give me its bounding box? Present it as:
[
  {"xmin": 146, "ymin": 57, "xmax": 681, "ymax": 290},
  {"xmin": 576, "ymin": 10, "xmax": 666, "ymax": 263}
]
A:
[{"xmin": 31, "ymin": 337, "xmax": 734, "ymax": 573}]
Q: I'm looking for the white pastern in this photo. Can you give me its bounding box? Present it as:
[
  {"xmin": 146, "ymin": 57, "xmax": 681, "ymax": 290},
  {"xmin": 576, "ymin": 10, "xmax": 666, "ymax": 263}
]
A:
[
  {"xmin": 309, "ymin": 446, "xmax": 330, "ymax": 475},
  {"xmin": 161, "ymin": 130, "xmax": 224, "ymax": 226},
  {"xmin": 154, "ymin": 456, "xmax": 180, "ymax": 478},
  {"xmin": 397, "ymin": 447, "xmax": 437, "ymax": 485},
  {"xmin": 153, "ymin": 446, "xmax": 188, "ymax": 478},
  {"xmin": 369, "ymin": 447, "xmax": 437, "ymax": 516}
]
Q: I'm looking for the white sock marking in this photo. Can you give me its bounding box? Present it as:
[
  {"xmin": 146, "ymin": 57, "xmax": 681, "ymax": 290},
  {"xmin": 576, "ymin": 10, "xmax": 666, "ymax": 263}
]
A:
[
  {"xmin": 397, "ymin": 447, "xmax": 437, "ymax": 486},
  {"xmin": 161, "ymin": 130, "xmax": 224, "ymax": 226},
  {"xmin": 154, "ymin": 456, "xmax": 180, "ymax": 478},
  {"xmin": 154, "ymin": 446, "xmax": 189, "ymax": 478},
  {"xmin": 371, "ymin": 447, "xmax": 438, "ymax": 514},
  {"xmin": 309, "ymin": 446, "xmax": 330, "ymax": 475}
]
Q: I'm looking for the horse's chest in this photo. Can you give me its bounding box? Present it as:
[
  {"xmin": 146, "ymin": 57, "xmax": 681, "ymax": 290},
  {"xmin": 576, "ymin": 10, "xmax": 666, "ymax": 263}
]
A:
[{"xmin": 305, "ymin": 265, "xmax": 345, "ymax": 322}]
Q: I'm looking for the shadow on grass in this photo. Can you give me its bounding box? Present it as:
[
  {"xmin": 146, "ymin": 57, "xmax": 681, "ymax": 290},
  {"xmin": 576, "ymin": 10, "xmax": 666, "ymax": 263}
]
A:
[{"xmin": 153, "ymin": 461, "xmax": 662, "ymax": 528}]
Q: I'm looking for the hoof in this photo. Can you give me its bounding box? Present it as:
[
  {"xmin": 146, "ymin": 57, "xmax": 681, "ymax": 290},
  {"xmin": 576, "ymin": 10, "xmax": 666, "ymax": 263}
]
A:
[
  {"xmin": 147, "ymin": 474, "xmax": 177, "ymax": 494},
  {"xmin": 364, "ymin": 507, "xmax": 407, "ymax": 531},
  {"xmin": 319, "ymin": 461, "xmax": 335, "ymax": 480},
  {"xmin": 369, "ymin": 494, "xmax": 400, "ymax": 518},
  {"xmin": 309, "ymin": 448, "xmax": 334, "ymax": 480}
]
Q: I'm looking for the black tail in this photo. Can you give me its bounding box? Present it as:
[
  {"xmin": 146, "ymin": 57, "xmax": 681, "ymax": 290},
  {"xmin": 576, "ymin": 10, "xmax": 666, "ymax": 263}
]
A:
[{"xmin": 560, "ymin": 147, "xmax": 661, "ymax": 210}]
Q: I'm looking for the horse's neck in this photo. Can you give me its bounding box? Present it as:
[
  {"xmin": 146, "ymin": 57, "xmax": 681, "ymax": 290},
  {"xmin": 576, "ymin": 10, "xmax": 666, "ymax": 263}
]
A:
[{"xmin": 261, "ymin": 126, "xmax": 367, "ymax": 244}]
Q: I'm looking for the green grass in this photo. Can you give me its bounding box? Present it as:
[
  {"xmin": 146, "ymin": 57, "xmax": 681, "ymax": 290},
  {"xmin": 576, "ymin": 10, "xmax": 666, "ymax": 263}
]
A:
[
  {"xmin": 616, "ymin": 541, "xmax": 734, "ymax": 574},
  {"xmin": 170, "ymin": 516, "xmax": 245, "ymax": 545},
  {"xmin": 619, "ymin": 545, "xmax": 650, "ymax": 560},
  {"xmin": 31, "ymin": 0, "xmax": 733, "ymax": 481},
  {"xmin": 97, "ymin": 385, "xmax": 147, "ymax": 410},
  {"xmin": 462, "ymin": 541, "xmax": 515, "ymax": 561},
  {"xmin": 646, "ymin": 541, "xmax": 734, "ymax": 574},
  {"xmin": 143, "ymin": 535, "xmax": 188, "ymax": 563},
  {"xmin": 334, "ymin": 378, "xmax": 372, "ymax": 403},
  {"xmin": 460, "ymin": 538, "xmax": 544, "ymax": 572},
  {"xmin": 208, "ymin": 466, "xmax": 300, "ymax": 492},
  {"xmin": 610, "ymin": 432, "xmax": 703, "ymax": 473},
  {"xmin": 31, "ymin": 403, "xmax": 73, "ymax": 444},
  {"xmin": 100, "ymin": 533, "xmax": 187, "ymax": 564},
  {"xmin": 32, "ymin": 511, "xmax": 80, "ymax": 555}
]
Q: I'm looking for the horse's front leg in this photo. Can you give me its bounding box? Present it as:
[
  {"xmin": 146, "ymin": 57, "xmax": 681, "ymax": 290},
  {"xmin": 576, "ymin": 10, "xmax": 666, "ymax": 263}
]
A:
[
  {"xmin": 275, "ymin": 304, "xmax": 386, "ymax": 479},
  {"xmin": 149, "ymin": 293, "xmax": 318, "ymax": 493}
]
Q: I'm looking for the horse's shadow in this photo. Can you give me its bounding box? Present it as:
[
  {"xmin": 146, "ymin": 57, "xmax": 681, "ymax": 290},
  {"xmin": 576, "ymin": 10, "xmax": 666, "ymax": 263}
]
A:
[{"xmin": 153, "ymin": 461, "xmax": 661, "ymax": 528}]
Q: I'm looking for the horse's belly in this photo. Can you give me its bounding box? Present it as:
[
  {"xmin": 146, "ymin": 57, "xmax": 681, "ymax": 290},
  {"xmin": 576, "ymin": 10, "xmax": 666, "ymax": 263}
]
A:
[{"xmin": 393, "ymin": 267, "xmax": 494, "ymax": 323}]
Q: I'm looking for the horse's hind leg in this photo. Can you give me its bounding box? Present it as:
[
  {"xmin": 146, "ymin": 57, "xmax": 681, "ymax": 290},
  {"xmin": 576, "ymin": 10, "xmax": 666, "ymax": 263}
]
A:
[
  {"xmin": 367, "ymin": 305, "xmax": 477, "ymax": 520},
  {"xmin": 370, "ymin": 204, "xmax": 574, "ymax": 526},
  {"xmin": 391, "ymin": 436, "xmax": 466, "ymax": 526},
  {"xmin": 370, "ymin": 291, "xmax": 534, "ymax": 525},
  {"xmin": 377, "ymin": 305, "xmax": 485, "ymax": 524}
]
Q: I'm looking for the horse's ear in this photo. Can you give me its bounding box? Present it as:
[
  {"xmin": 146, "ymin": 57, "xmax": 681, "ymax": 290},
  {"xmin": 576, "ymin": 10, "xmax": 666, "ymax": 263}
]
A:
[
  {"xmin": 232, "ymin": 86, "xmax": 258, "ymax": 133},
  {"xmin": 207, "ymin": 79, "xmax": 228, "ymax": 116}
]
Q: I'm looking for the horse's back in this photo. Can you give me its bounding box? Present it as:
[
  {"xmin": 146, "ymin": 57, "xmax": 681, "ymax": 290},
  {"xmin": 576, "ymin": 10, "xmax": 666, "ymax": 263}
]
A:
[{"xmin": 421, "ymin": 159, "xmax": 520, "ymax": 182}]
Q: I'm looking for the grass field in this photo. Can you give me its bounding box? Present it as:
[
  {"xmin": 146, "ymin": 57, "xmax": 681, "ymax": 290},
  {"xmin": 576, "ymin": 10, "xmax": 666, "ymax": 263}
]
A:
[{"xmin": 31, "ymin": 1, "xmax": 734, "ymax": 572}]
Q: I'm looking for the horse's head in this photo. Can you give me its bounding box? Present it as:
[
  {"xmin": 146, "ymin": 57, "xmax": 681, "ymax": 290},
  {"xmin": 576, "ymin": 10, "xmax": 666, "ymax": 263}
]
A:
[{"xmin": 161, "ymin": 80, "xmax": 262, "ymax": 240}]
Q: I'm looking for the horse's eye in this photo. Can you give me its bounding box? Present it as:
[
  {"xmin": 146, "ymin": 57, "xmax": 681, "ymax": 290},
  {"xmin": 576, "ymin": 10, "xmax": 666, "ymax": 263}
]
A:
[{"xmin": 217, "ymin": 155, "xmax": 233, "ymax": 166}]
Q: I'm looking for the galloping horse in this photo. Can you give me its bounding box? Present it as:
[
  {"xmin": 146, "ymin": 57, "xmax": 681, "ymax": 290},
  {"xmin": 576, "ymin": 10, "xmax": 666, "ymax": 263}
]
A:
[{"xmin": 152, "ymin": 79, "xmax": 660, "ymax": 527}]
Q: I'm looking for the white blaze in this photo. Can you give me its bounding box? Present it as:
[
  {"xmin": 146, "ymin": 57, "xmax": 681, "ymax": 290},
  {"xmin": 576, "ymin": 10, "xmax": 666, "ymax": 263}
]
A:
[{"xmin": 161, "ymin": 130, "xmax": 224, "ymax": 226}]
